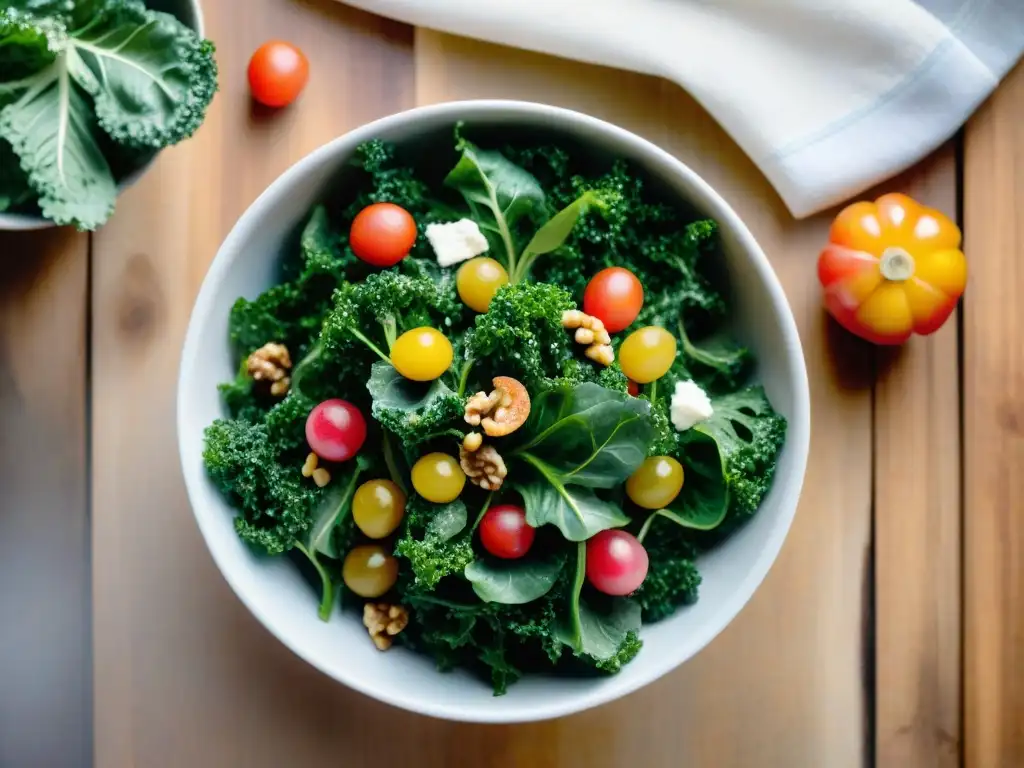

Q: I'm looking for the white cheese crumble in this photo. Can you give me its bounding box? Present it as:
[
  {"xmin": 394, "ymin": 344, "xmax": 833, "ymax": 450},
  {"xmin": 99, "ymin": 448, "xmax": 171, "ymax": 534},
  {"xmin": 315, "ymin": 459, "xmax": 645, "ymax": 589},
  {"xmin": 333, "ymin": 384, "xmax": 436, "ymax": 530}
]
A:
[
  {"xmin": 425, "ymin": 219, "xmax": 489, "ymax": 267},
  {"xmin": 670, "ymin": 379, "xmax": 714, "ymax": 432}
]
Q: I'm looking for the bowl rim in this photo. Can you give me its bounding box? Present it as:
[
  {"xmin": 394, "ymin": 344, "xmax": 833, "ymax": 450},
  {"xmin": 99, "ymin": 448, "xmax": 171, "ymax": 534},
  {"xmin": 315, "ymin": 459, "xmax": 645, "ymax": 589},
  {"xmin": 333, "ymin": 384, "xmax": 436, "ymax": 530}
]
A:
[
  {"xmin": 177, "ymin": 99, "xmax": 811, "ymax": 723},
  {"xmin": 0, "ymin": 0, "xmax": 206, "ymax": 231}
]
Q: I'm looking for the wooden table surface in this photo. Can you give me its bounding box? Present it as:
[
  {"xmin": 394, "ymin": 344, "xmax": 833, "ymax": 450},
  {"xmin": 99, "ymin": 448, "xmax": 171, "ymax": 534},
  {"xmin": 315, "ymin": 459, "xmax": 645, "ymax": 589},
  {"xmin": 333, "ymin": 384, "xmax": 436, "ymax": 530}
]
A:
[{"xmin": 0, "ymin": 2, "xmax": 1020, "ymax": 766}]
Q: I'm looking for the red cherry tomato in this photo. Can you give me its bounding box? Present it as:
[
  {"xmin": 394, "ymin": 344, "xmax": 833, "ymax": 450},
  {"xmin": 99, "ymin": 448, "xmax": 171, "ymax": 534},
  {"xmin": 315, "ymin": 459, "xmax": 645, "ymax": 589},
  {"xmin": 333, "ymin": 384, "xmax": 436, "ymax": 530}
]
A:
[
  {"xmin": 583, "ymin": 267, "xmax": 644, "ymax": 334},
  {"xmin": 247, "ymin": 41, "xmax": 309, "ymax": 108},
  {"xmin": 627, "ymin": 380, "xmax": 639, "ymax": 397},
  {"xmin": 479, "ymin": 504, "xmax": 535, "ymax": 559},
  {"xmin": 305, "ymin": 399, "xmax": 367, "ymax": 462},
  {"xmin": 585, "ymin": 530, "xmax": 649, "ymax": 596},
  {"xmin": 349, "ymin": 203, "xmax": 417, "ymax": 267}
]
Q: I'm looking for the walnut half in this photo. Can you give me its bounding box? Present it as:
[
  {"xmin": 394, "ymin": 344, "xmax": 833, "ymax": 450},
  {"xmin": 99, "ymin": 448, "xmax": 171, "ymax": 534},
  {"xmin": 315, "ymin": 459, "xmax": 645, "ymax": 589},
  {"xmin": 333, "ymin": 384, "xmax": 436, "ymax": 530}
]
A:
[
  {"xmin": 459, "ymin": 444, "xmax": 508, "ymax": 491},
  {"xmin": 246, "ymin": 342, "xmax": 292, "ymax": 396},
  {"xmin": 562, "ymin": 310, "xmax": 614, "ymax": 367},
  {"xmin": 464, "ymin": 376, "xmax": 531, "ymax": 437},
  {"xmin": 363, "ymin": 603, "xmax": 409, "ymax": 651}
]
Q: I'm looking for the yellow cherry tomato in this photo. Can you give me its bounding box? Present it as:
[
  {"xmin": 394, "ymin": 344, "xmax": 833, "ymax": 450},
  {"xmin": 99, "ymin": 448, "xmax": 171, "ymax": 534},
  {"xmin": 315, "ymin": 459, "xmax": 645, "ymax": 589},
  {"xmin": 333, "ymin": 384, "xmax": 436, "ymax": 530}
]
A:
[
  {"xmin": 411, "ymin": 452, "xmax": 465, "ymax": 503},
  {"xmin": 342, "ymin": 544, "xmax": 399, "ymax": 598},
  {"xmin": 619, "ymin": 326, "xmax": 677, "ymax": 383},
  {"xmin": 457, "ymin": 257, "xmax": 509, "ymax": 313},
  {"xmin": 391, "ymin": 327, "xmax": 453, "ymax": 381},
  {"xmin": 352, "ymin": 479, "xmax": 407, "ymax": 539},
  {"xmin": 626, "ymin": 455, "xmax": 685, "ymax": 510}
]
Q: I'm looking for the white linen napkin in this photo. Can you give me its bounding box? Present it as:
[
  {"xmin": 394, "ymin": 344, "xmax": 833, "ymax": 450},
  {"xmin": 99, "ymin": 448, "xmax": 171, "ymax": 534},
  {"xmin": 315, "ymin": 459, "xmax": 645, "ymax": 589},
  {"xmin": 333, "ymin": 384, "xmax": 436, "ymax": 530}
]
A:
[{"xmin": 336, "ymin": 0, "xmax": 1024, "ymax": 218}]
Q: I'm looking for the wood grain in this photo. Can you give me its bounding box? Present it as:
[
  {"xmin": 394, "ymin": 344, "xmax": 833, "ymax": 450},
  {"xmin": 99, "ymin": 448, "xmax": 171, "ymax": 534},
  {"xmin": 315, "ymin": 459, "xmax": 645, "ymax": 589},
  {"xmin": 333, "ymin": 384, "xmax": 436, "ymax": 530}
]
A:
[
  {"xmin": 0, "ymin": 230, "xmax": 90, "ymax": 766},
  {"xmin": 964, "ymin": 59, "xmax": 1024, "ymax": 768},
  {"xmin": 90, "ymin": 3, "xmax": 418, "ymax": 766},
  {"xmin": 872, "ymin": 147, "xmax": 962, "ymax": 767}
]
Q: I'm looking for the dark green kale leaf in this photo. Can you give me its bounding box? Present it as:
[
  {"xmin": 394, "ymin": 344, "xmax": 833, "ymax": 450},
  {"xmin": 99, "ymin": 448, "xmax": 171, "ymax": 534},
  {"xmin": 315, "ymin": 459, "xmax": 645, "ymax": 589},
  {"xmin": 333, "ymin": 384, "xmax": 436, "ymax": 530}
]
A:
[
  {"xmin": 464, "ymin": 281, "xmax": 576, "ymax": 389},
  {"xmin": 202, "ymin": 392, "xmax": 367, "ymax": 621},
  {"xmin": 393, "ymin": 497, "xmax": 474, "ymax": 592},
  {"xmin": 366, "ymin": 361, "xmax": 465, "ymax": 448},
  {"xmin": 630, "ymin": 520, "xmax": 702, "ymax": 622},
  {"xmin": 691, "ymin": 385, "xmax": 787, "ymax": 537}
]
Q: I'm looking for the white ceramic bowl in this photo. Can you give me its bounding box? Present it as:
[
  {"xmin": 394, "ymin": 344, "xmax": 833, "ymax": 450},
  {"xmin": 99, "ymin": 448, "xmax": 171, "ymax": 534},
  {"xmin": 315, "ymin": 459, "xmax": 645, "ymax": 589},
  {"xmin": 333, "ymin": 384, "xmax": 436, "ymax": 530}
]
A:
[
  {"xmin": 0, "ymin": 0, "xmax": 205, "ymax": 231},
  {"xmin": 177, "ymin": 100, "xmax": 810, "ymax": 723}
]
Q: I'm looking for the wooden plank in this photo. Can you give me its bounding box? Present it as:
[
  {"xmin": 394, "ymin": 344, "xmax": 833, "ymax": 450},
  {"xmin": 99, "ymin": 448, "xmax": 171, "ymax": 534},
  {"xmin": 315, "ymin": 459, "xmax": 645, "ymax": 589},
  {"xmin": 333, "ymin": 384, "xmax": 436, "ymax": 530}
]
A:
[
  {"xmin": 0, "ymin": 230, "xmax": 89, "ymax": 766},
  {"xmin": 89, "ymin": 2, "xmax": 417, "ymax": 765},
  {"xmin": 415, "ymin": 31, "xmax": 877, "ymax": 766},
  {"xmin": 964, "ymin": 59, "xmax": 1024, "ymax": 768},
  {"xmin": 872, "ymin": 147, "xmax": 962, "ymax": 767}
]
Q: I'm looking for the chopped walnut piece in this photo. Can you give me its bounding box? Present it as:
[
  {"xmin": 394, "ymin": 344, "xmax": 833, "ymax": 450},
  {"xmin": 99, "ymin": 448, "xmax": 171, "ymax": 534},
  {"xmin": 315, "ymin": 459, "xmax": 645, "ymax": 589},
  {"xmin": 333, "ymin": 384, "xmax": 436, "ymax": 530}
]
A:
[
  {"xmin": 585, "ymin": 344, "xmax": 615, "ymax": 366},
  {"xmin": 363, "ymin": 602, "xmax": 409, "ymax": 651},
  {"xmin": 301, "ymin": 452, "xmax": 318, "ymax": 478},
  {"xmin": 562, "ymin": 310, "xmax": 614, "ymax": 366},
  {"xmin": 463, "ymin": 432, "xmax": 483, "ymax": 452},
  {"xmin": 459, "ymin": 443, "xmax": 508, "ymax": 491},
  {"xmin": 312, "ymin": 467, "xmax": 331, "ymax": 488},
  {"xmin": 247, "ymin": 342, "xmax": 293, "ymax": 396},
  {"xmin": 463, "ymin": 376, "xmax": 531, "ymax": 437}
]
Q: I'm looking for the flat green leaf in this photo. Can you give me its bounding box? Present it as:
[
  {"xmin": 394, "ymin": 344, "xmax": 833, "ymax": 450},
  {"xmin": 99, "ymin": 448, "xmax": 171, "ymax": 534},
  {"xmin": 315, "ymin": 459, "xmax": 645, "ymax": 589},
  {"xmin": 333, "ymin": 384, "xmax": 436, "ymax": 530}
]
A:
[
  {"xmin": 70, "ymin": 2, "xmax": 218, "ymax": 150},
  {"xmin": 514, "ymin": 465, "xmax": 629, "ymax": 542},
  {"xmin": 514, "ymin": 382, "xmax": 653, "ymax": 489},
  {"xmin": 522, "ymin": 190, "xmax": 602, "ymax": 258},
  {"xmin": 638, "ymin": 433, "xmax": 729, "ymax": 533},
  {"xmin": 556, "ymin": 597, "xmax": 642, "ymax": 661},
  {"xmin": 306, "ymin": 454, "xmax": 369, "ymax": 559},
  {"xmin": 366, "ymin": 360, "xmax": 464, "ymax": 446},
  {"xmin": 368, "ymin": 361, "xmax": 455, "ymax": 415},
  {"xmin": 0, "ymin": 56, "xmax": 116, "ymax": 230},
  {"xmin": 425, "ymin": 499, "xmax": 467, "ymax": 542},
  {"xmin": 443, "ymin": 138, "xmax": 544, "ymax": 263},
  {"xmin": 464, "ymin": 558, "xmax": 563, "ymax": 604}
]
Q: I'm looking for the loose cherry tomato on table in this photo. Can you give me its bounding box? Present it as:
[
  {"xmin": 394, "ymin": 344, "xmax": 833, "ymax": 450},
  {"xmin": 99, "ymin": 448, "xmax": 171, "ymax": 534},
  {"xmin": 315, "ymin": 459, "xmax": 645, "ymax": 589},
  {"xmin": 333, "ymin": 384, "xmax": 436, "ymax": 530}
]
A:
[
  {"xmin": 479, "ymin": 504, "xmax": 535, "ymax": 559},
  {"xmin": 247, "ymin": 41, "xmax": 309, "ymax": 108},
  {"xmin": 626, "ymin": 455, "xmax": 684, "ymax": 510},
  {"xmin": 618, "ymin": 326, "xmax": 677, "ymax": 383},
  {"xmin": 349, "ymin": 203, "xmax": 417, "ymax": 267},
  {"xmin": 342, "ymin": 544, "xmax": 399, "ymax": 598},
  {"xmin": 457, "ymin": 257, "xmax": 509, "ymax": 313},
  {"xmin": 305, "ymin": 399, "xmax": 366, "ymax": 462},
  {"xmin": 391, "ymin": 327, "xmax": 453, "ymax": 381},
  {"xmin": 353, "ymin": 479, "xmax": 407, "ymax": 539},
  {"xmin": 818, "ymin": 193, "xmax": 967, "ymax": 345},
  {"xmin": 411, "ymin": 452, "xmax": 465, "ymax": 503},
  {"xmin": 583, "ymin": 267, "xmax": 644, "ymax": 333},
  {"xmin": 586, "ymin": 530, "xmax": 649, "ymax": 596}
]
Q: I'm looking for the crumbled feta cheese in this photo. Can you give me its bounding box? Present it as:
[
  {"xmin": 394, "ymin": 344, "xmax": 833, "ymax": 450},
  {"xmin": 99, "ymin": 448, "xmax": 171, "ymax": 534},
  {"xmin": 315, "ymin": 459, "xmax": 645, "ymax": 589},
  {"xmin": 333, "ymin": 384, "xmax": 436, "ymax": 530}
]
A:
[
  {"xmin": 670, "ymin": 379, "xmax": 713, "ymax": 431},
  {"xmin": 425, "ymin": 219, "xmax": 489, "ymax": 267}
]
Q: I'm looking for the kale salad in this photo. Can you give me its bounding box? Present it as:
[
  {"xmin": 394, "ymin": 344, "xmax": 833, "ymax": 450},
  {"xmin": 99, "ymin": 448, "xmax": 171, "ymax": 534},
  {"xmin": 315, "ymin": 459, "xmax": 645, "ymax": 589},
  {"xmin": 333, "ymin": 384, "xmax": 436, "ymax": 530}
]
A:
[{"xmin": 202, "ymin": 130, "xmax": 787, "ymax": 695}]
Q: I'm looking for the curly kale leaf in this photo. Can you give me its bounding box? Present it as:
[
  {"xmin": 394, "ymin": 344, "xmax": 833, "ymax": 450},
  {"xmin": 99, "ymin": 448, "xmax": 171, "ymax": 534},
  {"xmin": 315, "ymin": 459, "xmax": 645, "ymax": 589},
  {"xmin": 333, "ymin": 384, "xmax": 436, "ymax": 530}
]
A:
[
  {"xmin": 203, "ymin": 395, "xmax": 368, "ymax": 621},
  {"xmin": 202, "ymin": 418, "xmax": 316, "ymax": 556},
  {"xmin": 71, "ymin": 0, "xmax": 218, "ymax": 150},
  {"xmin": 464, "ymin": 281, "xmax": 576, "ymax": 388},
  {"xmin": 693, "ymin": 385, "xmax": 787, "ymax": 535},
  {"xmin": 0, "ymin": 41, "xmax": 115, "ymax": 229},
  {"xmin": 0, "ymin": 1, "xmax": 217, "ymax": 229},
  {"xmin": 631, "ymin": 521, "xmax": 702, "ymax": 621},
  {"xmin": 394, "ymin": 497, "xmax": 474, "ymax": 592}
]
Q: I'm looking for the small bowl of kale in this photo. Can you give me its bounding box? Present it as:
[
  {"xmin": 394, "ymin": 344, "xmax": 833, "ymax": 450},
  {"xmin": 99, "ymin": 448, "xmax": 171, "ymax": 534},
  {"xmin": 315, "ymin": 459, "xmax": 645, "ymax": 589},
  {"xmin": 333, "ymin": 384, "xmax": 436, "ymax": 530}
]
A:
[
  {"xmin": 177, "ymin": 100, "xmax": 811, "ymax": 723},
  {"xmin": 0, "ymin": 0, "xmax": 216, "ymax": 231}
]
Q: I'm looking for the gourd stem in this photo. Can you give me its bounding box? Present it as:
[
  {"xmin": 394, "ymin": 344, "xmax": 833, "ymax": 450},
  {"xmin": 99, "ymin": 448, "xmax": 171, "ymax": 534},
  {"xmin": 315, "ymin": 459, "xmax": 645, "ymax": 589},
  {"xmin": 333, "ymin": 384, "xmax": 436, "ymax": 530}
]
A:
[{"xmin": 879, "ymin": 247, "xmax": 915, "ymax": 281}]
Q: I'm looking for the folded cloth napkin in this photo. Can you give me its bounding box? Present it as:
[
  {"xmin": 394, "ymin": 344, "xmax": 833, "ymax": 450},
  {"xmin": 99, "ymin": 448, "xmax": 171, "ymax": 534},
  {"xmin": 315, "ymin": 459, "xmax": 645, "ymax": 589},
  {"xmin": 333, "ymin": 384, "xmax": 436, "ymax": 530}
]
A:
[{"xmin": 337, "ymin": 0, "xmax": 1024, "ymax": 218}]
